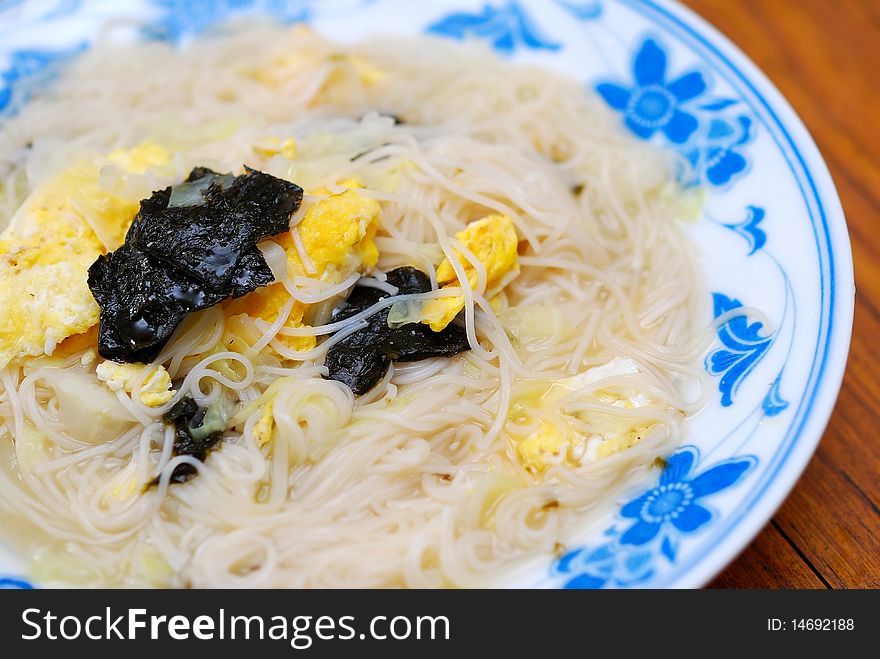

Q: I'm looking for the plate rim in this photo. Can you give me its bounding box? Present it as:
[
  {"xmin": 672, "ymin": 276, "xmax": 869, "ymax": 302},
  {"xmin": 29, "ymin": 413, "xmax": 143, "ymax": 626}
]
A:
[
  {"xmin": 0, "ymin": 0, "xmax": 856, "ymax": 589},
  {"xmin": 636, "ymin": 0, "xmax": 854, "ymax": 588}
]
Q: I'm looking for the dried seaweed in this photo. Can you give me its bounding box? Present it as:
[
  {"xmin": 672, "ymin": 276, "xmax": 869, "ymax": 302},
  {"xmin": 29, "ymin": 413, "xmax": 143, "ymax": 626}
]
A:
[
  {"xmin": 125, "ymin": 167, "xmax": 300, "ymax": 290},
  {"xmin": 326, "ymin": 267, "xmax": 470, "ymax": 394},
  {"xmin": 159, "ymin": 397, "xmax": 224, "ymax": 483},
  {"xmin": 89, "ymin": 167, "xmax": 302, "ymax": 362}
]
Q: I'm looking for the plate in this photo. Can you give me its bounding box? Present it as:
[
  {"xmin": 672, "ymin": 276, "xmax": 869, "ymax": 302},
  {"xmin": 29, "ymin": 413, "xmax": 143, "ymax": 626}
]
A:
[{"xmin": 0, "ymin": 0, "xmax": 854, "ymax": 589}]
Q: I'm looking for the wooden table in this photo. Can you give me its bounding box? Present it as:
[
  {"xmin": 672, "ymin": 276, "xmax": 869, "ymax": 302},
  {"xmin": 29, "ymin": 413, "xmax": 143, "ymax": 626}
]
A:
[{"xmin": 677, "ymin": 0, "xmax": 879, "ymax": 588}]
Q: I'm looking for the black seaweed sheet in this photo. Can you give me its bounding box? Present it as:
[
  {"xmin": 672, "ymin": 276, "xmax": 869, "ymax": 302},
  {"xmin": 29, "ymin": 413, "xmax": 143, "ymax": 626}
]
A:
[
  {"xmin": 326, "ymin": 267, "xmax": 471, "ymax": 395},
  {"xmin": 88, "ymin": 167, "xmax": 303, "ymax": 363},
  {"xmin": 126, "ymin": 168, "xmax": 300, "ymax": 289},
  {"xmin": 159, "ymin": 397, "xmax": 223, "ymax": 483}
]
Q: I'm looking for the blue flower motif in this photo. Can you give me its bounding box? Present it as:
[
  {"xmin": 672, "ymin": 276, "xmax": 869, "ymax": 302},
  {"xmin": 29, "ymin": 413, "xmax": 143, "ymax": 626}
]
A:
[
  {"xmin": 149, "ymin": 0, "xmax": 252, "ymax": 40},
  {"xmin": 618, "ymin": 447, "xmax": 754, "ymax": 546},
  {"xmin": 707, "ymin": 293, "xmax": 773, "ymax": 407},
  {"xmin": 554, "ymin": 446, "xmax": 755, "ymax": 588},
  {"xmin": 557, "ymin": 544, "xmax": 615, "ymax": 589},
  {"xmin": 556, "ymin": 0, "xmax": 602, "ymax": 20},
  {"xmin": 723, "ymin": 205, "xmax": 766, "ymax": 255},
  {"xmin": 685, "ymin": 115, "xmax": 753, "ymax": 187},
  {"xmin": 0, "ymin": 576, "xmax": 34, "ymax": 589},
  {"xmin": 557, "ymin": 541, "xmax": 654, "ymax": 589},
  {"xmin": 0, "ymin": 0, "xmax": 82, "ymax": 33},
  {"xmin": 148, "ymin": 0, "xmax": 310, "ymax": 41},
  {"xmin": 258, "ymin": 0, "xmax": 312, "ymax": 22},
  {"xmin": 762, "ymin": 373, "xmax": 789, "ymax": 416},
  {"xmin": 426, "ymin": 2, "xmax": 561, "ymax": 54},
  {"xmin": 1, "ymin": 73, "xmax": 15, "ymax": 111},
  {"xmin": 0, "ymin": 45, "xmax": 84, "ymax": 114},
  {"xmin": 596, "ymin": 37, "xmax": 706, "ymax": 144}
]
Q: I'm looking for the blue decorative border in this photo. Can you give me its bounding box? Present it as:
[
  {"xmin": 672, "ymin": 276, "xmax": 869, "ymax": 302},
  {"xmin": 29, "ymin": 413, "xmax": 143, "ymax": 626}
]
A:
[
  {"xmin": 554, "ymin": 446, "xmax": 756, "ymax": 588},
  {"xmin": 145, "ymin": 0, "xmax": 313, "ymax": 42},
  {"xmin": 621, "ymin": 0, "xmax": 836, "ymax": 587},
  {"xmin": 427, "ymin": 2, "xmax": 563, "ymax": 53},
  {"xmin": 0, "ymin": 576, "xmax": 33, "ymax": 589},
  {"xmin": 0, "ymin": 0, "xmax": 845, "ymax": 588},
  {"xmin": 595, "ymin": 34, "xmax": 754, "ymax": 188},
  {"xmin": 706, "ymin": 292, "xmax": 774, "ymax": 407},
  {"xmin": 426, "ymin": 0, "xmax": 603, "ymax": 54},
  {"xmin": 0, "ymin": 44, "xmax": 85, "ymax": 114},
  {"xmin": 422, "ymin": 0, "xmax": 838, "ymax": 586}
]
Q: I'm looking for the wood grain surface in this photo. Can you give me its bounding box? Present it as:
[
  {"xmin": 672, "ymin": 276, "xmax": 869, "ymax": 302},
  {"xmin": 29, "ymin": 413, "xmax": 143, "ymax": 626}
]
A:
[{"xmin": 677, "ymin": 0, "xmax": 879, "ymax": 588}]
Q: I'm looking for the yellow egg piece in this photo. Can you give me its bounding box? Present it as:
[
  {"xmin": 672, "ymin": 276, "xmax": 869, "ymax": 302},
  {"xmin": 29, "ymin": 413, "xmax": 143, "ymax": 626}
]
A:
[
  {"xmin": 506, "ymin": 358, "xmax": 659, "ymax": 474},
  {"xmin": 289, "ymin": 187, "xmax": 380, "ymax": 280},
  {"xmin": 424, "ymin": 213, "xmax": 519, "ymax": 331},
  {"xmin": 252, "ymin": 398, "xmax": 276, "ymax": 447},
  {"xmin": 223, "ymin": 282, "xmax": 317, "ymax": 352},
  {"xmin": 252, "ymin": 136, "xmax": 297, "ymax": 160},
  {"xmin": 0, "ymin": 213, "xmax": 102, "ymax": 368},
  {"xmin": 435, "ymin": 213, "xmax": 519, "ymax": 286},
  {"xmin": 95, "ymin": 360, "xmax": 175, "ymax": 408},
  {"xmin": 516, "ymin": 422, "xmax": 573, "ymax": 474},
  {"xmin": 0, "ymin": 143, "xmax": 173, "ymax": 368},
  {"xmin": 225, "ymin": 186, "xmax": 381, "ymax": 358},
  {"xmin": 108, "ymin": 141, "xmax": 172, "ymax": 175}
]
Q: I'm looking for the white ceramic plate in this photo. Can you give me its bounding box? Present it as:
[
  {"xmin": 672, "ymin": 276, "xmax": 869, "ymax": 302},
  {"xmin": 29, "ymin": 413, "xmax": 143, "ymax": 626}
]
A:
[{"xmin": 0, "ymin": 0, "xmax": 854, "ymax": 589}]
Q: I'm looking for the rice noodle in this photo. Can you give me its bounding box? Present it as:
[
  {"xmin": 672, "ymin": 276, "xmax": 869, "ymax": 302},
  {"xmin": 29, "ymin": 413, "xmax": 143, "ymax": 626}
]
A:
[{"xmin": 0, "ymin": 23, "xmax": 711, "ymax": 587}]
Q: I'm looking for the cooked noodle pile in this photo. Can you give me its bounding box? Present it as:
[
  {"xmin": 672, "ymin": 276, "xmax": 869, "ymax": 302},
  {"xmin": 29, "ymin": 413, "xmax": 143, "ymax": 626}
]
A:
[{"xmin": 0, "ymin": 23, "xmax": 708, "ymax": 587}]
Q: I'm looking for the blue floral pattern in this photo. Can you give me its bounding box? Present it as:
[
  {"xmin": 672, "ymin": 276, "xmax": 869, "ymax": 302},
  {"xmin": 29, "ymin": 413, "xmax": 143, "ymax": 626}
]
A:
[
  {"xmin": 685, "ymin": 114, "xmax": 753, "ymax": 187},
  {"xmin": 427, "ymin": 2, "xmax": 561, "ymax": 54},
  {"xmin": 596, "ymin": 38, "xmax": 704, "ymax": 144},
  {"xmin": 596, "ymin": 36, "xmax": 754, "ymax": 188},
  {"xmin": 147, "ymin": 0, "xmax": 311, "ymax": 41},
  {"xmin": 619, "ymin": 449, "xmax": 753, "ymax": 545},
  {"xmin": 723, "ymin": 205, "xmax": 766, "ymax": 255},
  {"xmin": 0, "ymin": 0, "xmax": 839, "ymax": 591},
  {"xmin": 762, "ymin": 374, "xmax": 789, "ymax": 416},
  {"xmin": 555, "ymin": 447, "xmax": 755, "ymax": 588},
  {"xmin": 556, "ymin": 538, "xmax": 654, "ymax": 588},
  {"xmin": 0, "ymin": 0, "xmax": 82, "ymax": 30},
  {"xmin": 707, "ymin": 293, "xmax": 774, "ymax": 407},
  {"xmin": 426, "ymin": 1, "xmax": 602, "ymax": 55},
  {"xmin": 0, "ymin": 45, "xmax": 84, "ymax": 114},
  {"xmin": 557, "ymin": 0, "xmax": 602, "ymax": 20},
  {"xmin": 0, "ymin": 576, "xmax": 33, "ymax": 589}
]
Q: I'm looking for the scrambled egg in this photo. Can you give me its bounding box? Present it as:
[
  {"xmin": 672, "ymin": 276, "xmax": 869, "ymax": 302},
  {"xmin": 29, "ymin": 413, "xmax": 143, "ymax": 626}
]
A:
[
  {"xmin": 312, "ymin": 53, "xmax": 386, "ymax": 108},
  {"xmin": 225, "ymin": 181, "xmax": 380, "ymax": 354},
  {"xmin": 423, "ymin": 213, "xmax": 519, "ymax": 331},
  {"xmin": 101, "ymin": 461, "xmax": 139, "ymax": 504},
  {"xmin": 252, "ymin": 398, "xmax": 276, "ymax": 447},
  {"xmin": 508, "ymin": 357, "xmax": 657, "ymax": 474},
  {"xmin": 0, "ymin": 143, "xmax": 173, "ymax": 368},
  {"xmin": 107, "ymin": 141, "xmax": 172, "ymax": 183},
  {"xmin": 224, "ymin": 281, "xmax": 316, "ymax": 352},
  {"xmin": 252, "ymin": 26, "xmax": 386, "ymax": 105},
  {"xmin": 289, "ymin": 183, "xmax": 380, "ymax": 280},
  {"xmin": 0, "ymin": 214, "xmax": 100, "ymax": 367},
  {"xmin": 516, "ymin": 422, "xmax": 571, "ymax": 473},
  {"xmin": 252, "ymin": 136, "xmax": 297, "ymax": 160},
  {"xmin": 95, "ymin": 360, "xmax": 175, "ymax": 407},
  {"xmin": 229, "ymin": 377, "xmax": 284, "ymax": 448}
]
